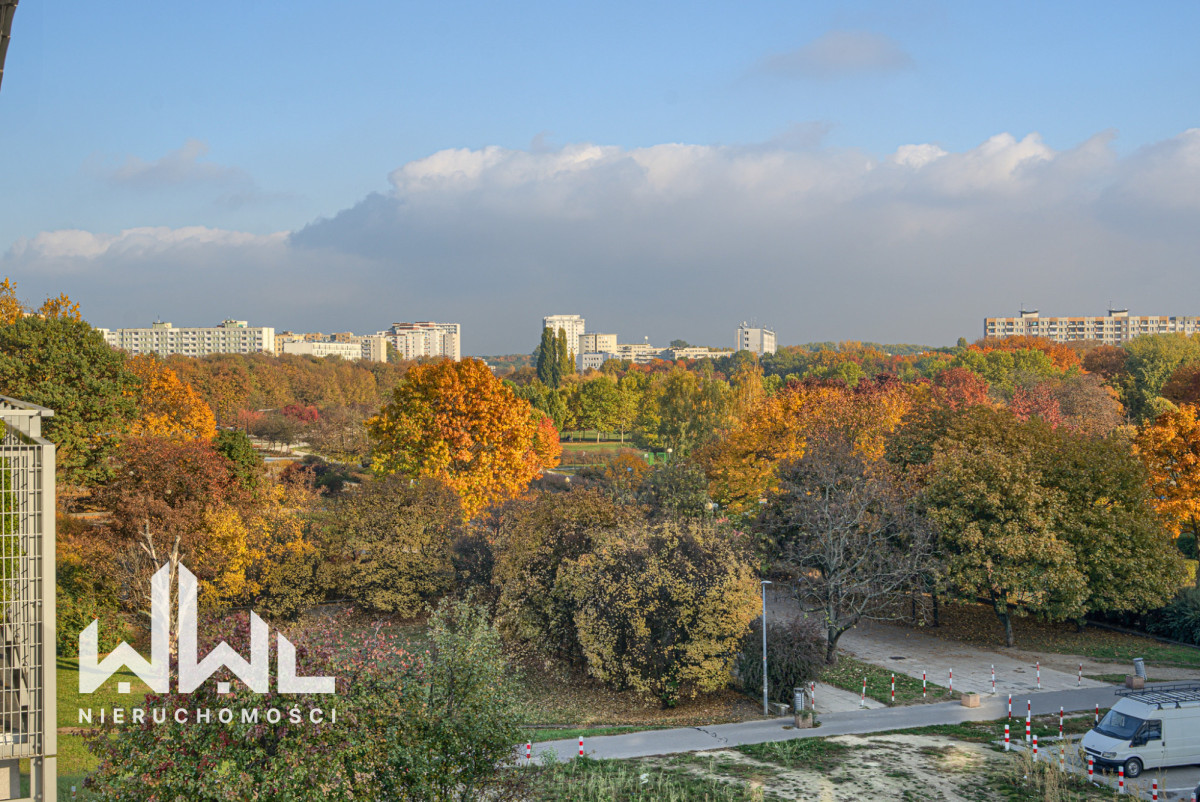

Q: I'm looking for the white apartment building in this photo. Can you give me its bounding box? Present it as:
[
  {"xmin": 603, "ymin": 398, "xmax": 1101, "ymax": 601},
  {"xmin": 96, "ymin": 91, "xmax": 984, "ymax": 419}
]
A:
[
  {"xmin": 663, "ymin": 346, "xmax": 734, "ymax": 361},
  {"xmin": 99, "ymin": 320, "xmax": 275, "ymax": 357},
  {"xmin": 380, "ymin": 321, "xmax": 461, "ymax": 361},
  {"xmin": 543, "ymin": 314, "xmax": 586, "ymax": 358},
  {"xmin": 282, "ymin": 340, "xmax": 364, "ymax": 360},
  {"xmin": 579, "ymin": 332, "xmax": 617, "ymax": 354},
  {"xmin": 736, "ymin": 322, "xmax": 777, "ymax": 356},
  {"xmin": 984, "ymin": 309, "xmax": 1200, "ymax": 345}
]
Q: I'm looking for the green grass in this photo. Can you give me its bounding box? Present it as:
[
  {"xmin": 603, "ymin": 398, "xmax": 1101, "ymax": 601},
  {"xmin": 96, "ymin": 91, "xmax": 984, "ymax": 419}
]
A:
[
  {"xmin": 525, "ymin": 756, "xmax": 773, "ymax": 801},
  {"xmin": 524, "ymin": 724, "xmax": 671, "ymax": 743},
  {"xmin": 822, "ymin": 654, "xmax": 956, "ymax": 704},
  {"xmin": 736, "ymin": 737, "xmax": 852, "ymax": 770},
  {"xmin": 891, "ymin": 711, "xmax": 1104, "ymax": 744},
  {"xmin": 58, "ymin": 656, "xmax": 153, "ymax": 730}
]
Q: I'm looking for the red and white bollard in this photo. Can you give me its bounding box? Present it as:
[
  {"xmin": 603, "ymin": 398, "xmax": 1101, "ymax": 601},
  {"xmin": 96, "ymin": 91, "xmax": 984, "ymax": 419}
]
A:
[
  {"xmin": 1032, "ymin": 734, "xmax": 1038, "ymax": 762},
  {"xmin": 1078, "ymin": 663, "xmax": 1082, "ymax": 686},
  {"xmin": 1088, "ymin": 755, "xmax": 1094, "ymax": 782},
  {"xmin": 1095, "ymin": 703, "xmax": 1100, "ymax": 725},
  {"xmin": 1027, "ymin": 699, "xmax": 1032, "ymax": 719},
  {"xmin": 1007, "ymin": 693, "xmax": 1012, "ymax": 719},
  {"xmin": 526, "ymin": 742, "xmax": 532, "ymax": 760},
  {"xmin": 1152, "ymin": 779, "xmax": 1158, "ymax": 801},
  {"xmin": 1036, "ymin": 661, "xmax": 1041, "ymax": 690},
  {"xmin": 1004, "ymin": 724, "xmax": 1010, "ymax": 751},
  {"xmin": 578, "ymin": 736, "xmax": 584, "ymax": 758},
  {"xmin": 1190, "ymin": 789, "xmax": 1195, "ymax": 802},
  {"xmin": 948, "ymin": 668, "xmax": 953, "ymax": 693},
  {"xmin": 922, "ymin": 669, "xmax": 926, "ymax": 698},
  {"xmin": 860, "ymin": 677, "xmax": 866, "ymax": 708},
  {"xmin": 1059, "ymin": 706, "xmax": 1064, "ymax": 738},
  {"xmin": 1025, "ymin": 714, "xmax": 1031, "ymax": 743},
  {"xmin": 1118, "ymin": 765, "xmax": 1124, "ymax": 794},
  {"xmin": 891, "ymin": 674, "xmax": 896, "ymax": 705},
  {"xmin": 811, "ymin": 681, "xmax": 816, "ymax": 710},
  {"xmin": 991, "ymin": 664, "xmax": 996, "ymax": 694},
  {"xmin": 1059, "ymin": 745, "xmax": 1064, "ymax": 772}
]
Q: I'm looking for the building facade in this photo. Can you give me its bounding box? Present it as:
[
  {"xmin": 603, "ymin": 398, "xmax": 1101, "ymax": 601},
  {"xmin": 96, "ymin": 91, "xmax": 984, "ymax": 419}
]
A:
[
  {"xmin": 736, "ymin": 323, "xmax": 777, "ymax": 356},
  {"xmin": 99, "ymin": 320, "xmax": 275, "ymax": 357},
  {"xmin": 543, "ymin": 314, "xmax": 586, "ymax": 358},
  {"xmin": 281, "ymin": 340, "xmax": 365, "ymax": 360},
  {"xmin": 380, "ymin": 321, "xmax": 461, "ymax": 361},
  {"xmin": 984, "ymin": 309, "xmax": 1200, "ymax": 345}
]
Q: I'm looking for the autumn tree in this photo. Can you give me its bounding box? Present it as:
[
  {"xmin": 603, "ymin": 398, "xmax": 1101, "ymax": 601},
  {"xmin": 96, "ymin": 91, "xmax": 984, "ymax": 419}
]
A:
[
  {"xmin": 759, "ymin": 432, "xmax": 935, "ymax": 662},
  {"xmin": 214, "ymin": 429, "xmax": 263, "ymax": 490},
  {"xmin": 576, "ymin": 375, "xmax": 620, "ymax": 439},
  {"xmin": 0, "ymin": 277, "xmax": 83, "ymax": 323},
  {"xmin": 329, "ymin": 476, "xmax": 462, "ymax": 615},
  {"xmin": 536, "ymin": 327, "xmax": 561, "ymax": 387},
  {"xmin": 367, "ymin": 358, "xmax": 559, "ymax": 518},
  {"xmin": 126, "ymin": 354, "xmax": 217, "ymax": 440},
  {"xmin": 1138, "ymin": 405, "xmax": 1200, "ymax": 584},
  {"xmin": 971, "ymin": 335, "xmax": 1082, "ymax": 371},
  {"xmin": 0, "ymin": 315, "xmax": 137, "ymax": 486},
  {"xmin": 562, "ymin": 519, "xmax": 759, "ymax": 705},
  {"xmin": 634, "ymin": 367, "xmax": 731, "ymax": 457},
  {"xmin": 1163, "ymin": 362, "xmax": 1200, "ymax": 407},
  {"xmin": 1083, "ymin": 344, "xmax": 1129, "ymax": 383}
]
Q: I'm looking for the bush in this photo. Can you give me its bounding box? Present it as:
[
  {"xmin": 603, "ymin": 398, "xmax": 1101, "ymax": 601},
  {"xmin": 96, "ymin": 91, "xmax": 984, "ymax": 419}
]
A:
[
  {"xmin": 86, "ymin": 598, "xmax": 522, "ymax": 801},
  {"xmin": 562, "ymin": 519, "xmax": 759, "ymax": 706},
  {"xmin": 1147, "ymin": 587, "xmax": 1200, "ymax": 645},
  {"xmin": 737, "ymin": 616, "xmax": 826, "ymax": 705}
]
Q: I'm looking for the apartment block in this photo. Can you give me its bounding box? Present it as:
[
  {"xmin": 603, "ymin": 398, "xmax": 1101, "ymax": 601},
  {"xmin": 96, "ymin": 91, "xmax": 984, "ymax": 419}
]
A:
[
  {"xmin": 736, "ymin": 322, "xmax": 777, "ymax": 356},
  {"xmin": 984, "ymin": 309, "xmax": 1200, "ymax": 345},
  {"xmin": 543, "ymin": 314, "xmax": 586, "ymax": 357},
  {"xmin": 579, "ymin": 332, "xmax": 617, "ymax": 354},
  {"xmin": 99, "ymin": 320, "xmax": 275, "ymax": 357},
  {"xmin": 282, "ymin": 340, "xmax": 364, "ymax": 360},
  {"xmin": 380, "ymin": 321, "xmax": 461, "ymax": 361},
  {"xmin": 663, "ymin": 346, "xmax": 735, "ymax": 361}
]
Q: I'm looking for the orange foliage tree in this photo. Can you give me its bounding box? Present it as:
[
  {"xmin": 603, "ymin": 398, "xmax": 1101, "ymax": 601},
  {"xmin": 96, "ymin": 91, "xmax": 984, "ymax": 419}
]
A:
[
  {"xmin": 972, "ymin": 335, "xmax": 1082, "ymax": 372},
  {"xmin": 1137, "ymin": 404, "xmax": 1200, "ymax": 583},
  {"xmin": 700, "ymin": 375, "xmax": 910, "ymax": 514},
  {"xmin": 126, "ymin": 355, "xmax": 217, "ymax": 440},
  {"xmin": 367, "ymin": 358, "xmax": 561, "ymax": 518},
  {"xmin": 0, "ymin": 277, "xmax": 84, "ymax": 323}
]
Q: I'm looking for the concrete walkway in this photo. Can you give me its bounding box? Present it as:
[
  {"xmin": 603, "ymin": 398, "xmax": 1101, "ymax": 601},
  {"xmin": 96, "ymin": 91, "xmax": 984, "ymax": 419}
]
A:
[
  {"xmin": 765, "ymin": 589, "xmax": 1109, "ymax": 695},
  {"xmin": 528, "ymin": 684, "xmax": 1123, "ymax": 764}
]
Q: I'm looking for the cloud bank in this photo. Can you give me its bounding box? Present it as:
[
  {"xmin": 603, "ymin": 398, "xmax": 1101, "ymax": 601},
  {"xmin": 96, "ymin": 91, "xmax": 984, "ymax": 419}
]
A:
[{"xmin": 6, "ymin": 129, "xmax": 1200, "ymax": 353}]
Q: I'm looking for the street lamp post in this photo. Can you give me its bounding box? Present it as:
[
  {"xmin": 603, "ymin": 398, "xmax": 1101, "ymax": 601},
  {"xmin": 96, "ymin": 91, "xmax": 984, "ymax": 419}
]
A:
[{"xmin": 761, "ymin": 580, "xmax": 772, "ymax": 716}]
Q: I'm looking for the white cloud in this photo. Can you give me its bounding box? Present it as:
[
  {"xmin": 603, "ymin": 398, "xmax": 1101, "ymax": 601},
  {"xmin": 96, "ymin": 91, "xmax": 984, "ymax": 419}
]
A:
[
  {"xmin": 761, "ymin": 30, "xmax": 914, "ymax": 79},
  {"xmin": 7, "ymin": 129, "xmax": 1200, "ymax": 352},
  {"xmin": 104, "ymin": 139, "xmax": 252, "ymax": 189}
]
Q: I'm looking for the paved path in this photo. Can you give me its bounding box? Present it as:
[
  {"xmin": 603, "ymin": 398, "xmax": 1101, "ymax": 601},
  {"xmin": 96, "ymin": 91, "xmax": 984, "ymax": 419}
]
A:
[
  {"xmin": 765, "ymin": 588, "xmax": 1109, "ymax": 695},
  {"xmin": 529, "ymin": 684, "xmax": 1124, "ymax": 764}
]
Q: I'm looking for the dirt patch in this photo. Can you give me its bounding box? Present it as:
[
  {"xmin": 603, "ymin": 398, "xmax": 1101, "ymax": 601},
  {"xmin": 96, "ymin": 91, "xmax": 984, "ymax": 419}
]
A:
[{"xmin": 664, "ymin": 733, "xmax": 995, "ymax": 801}]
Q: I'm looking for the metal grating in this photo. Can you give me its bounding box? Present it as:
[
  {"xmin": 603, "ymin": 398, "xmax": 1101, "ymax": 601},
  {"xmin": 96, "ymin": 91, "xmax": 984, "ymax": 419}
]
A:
[
  {"xmin": 0, "ymin": 396, "xmax": 56, "ymax": 800},
  {"xmin": 1114, "ymin": 681, "xmax": 1200, "ymax": 708}
]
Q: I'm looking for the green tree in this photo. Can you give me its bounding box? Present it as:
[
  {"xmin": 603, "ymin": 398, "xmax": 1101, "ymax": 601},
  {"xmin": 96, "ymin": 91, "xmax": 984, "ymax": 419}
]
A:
[
  {"xmin": 330, "ymin": 475, "xmax": 462, "ymax": 615},
  {"xmin": 577, "ymin": 375, "xmax": 620, "ymax": 440},
  {"xmin": 1122, "ymin": 334, "xmax": 1200, "ymax": 423},
  {"xmin": 634, "ymin": 367, "xmax": 731, "ymax": 457},
  {"xmin": 0, "ymin": 315, "xmax": 137, "ymax": 486},
  {"xmin": 925, "ymin": 408, "xmax": 1088, "ymax": 646},
  {"xmin": 562, "ymin": 519, "xmax": 759, "ymax": 706},
  {"xmin": 214, "ymin": 429, "xmax": 263, "ymax": 490},
  {"xmin": 556, "ymin": 327, "xmax": 574, "ymax": 378},
  {"xmin": 536, "ymin": 326, "xmax": 560, "ymax": 387}
]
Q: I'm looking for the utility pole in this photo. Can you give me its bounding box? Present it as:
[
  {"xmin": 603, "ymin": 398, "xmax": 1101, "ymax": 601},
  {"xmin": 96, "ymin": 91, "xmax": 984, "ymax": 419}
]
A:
[{"xmin": 761, "ymin": 580, "xmax": 772, "ymax": 715}]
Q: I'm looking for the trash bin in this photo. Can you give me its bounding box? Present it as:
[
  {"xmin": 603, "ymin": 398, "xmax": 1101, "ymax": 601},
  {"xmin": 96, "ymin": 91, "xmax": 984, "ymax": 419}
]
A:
[{"xmin": 1133, "ymin": 658, "xmax": 1146, "ymax": 680}]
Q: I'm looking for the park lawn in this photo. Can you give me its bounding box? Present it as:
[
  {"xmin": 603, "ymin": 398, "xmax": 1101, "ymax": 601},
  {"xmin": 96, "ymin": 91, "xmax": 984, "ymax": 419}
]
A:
[
  {"xmin": 893, "ymin": 600, "xmax": 1200, "ymax": 668},
  {"xmin": 822, "ymin": 654, "xmax": 957, "ymax": 705}
]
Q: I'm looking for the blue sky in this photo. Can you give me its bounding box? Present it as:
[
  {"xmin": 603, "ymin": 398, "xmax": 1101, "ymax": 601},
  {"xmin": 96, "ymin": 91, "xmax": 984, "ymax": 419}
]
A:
[{"xmin": 3, "ymin": 1, "xmax": 1199, "ymax": 353}]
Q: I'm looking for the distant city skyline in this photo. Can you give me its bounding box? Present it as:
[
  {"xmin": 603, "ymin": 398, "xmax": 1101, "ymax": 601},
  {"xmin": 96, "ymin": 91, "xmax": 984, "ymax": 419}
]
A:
[{"xmin": 4, "ymin": 3, "xmax": 1200, "ymax": 353}]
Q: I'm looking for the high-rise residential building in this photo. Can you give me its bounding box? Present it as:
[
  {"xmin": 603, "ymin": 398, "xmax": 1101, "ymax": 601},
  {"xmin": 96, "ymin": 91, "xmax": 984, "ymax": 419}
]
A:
[
  {"xmin": 379, "ymin": 321, "xmax": 461, "ymax": 361},
  {"xmin": 543, "ymin": 314, "xmax": 585, "ymax": 358},
  {"xmin": 984, "ymin": 309, "xmax": 1200, "ymax": 345},
  {"xmin": 98, "ymin": 320, "xmax": 275, "ymax": 357},
  {"xmin": 737, "ymin": 322, "xmax": 777, "ymax": 356},
  {"xmin": 579, "ymin": 332, "xmax": 617, "ymax": 354}
]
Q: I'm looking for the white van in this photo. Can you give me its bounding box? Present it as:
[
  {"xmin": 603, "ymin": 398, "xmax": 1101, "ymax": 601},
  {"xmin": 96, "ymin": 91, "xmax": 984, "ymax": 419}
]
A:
[{"xmin": 1081, "ymin": 684, "xmax": 1200, "ymax": 779}]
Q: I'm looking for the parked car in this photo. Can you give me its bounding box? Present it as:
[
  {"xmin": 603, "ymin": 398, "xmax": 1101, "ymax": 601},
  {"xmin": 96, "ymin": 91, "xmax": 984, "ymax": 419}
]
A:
[{"xmin": 1081, "ymin": 683, "xmax": 1200, "ymax": 778}]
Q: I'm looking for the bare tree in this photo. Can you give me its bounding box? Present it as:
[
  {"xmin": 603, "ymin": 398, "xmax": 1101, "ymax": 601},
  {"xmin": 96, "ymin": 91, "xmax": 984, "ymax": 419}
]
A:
[{"xmin": 760, "ymin": 431, "xmax": 935, "ymax": 663}]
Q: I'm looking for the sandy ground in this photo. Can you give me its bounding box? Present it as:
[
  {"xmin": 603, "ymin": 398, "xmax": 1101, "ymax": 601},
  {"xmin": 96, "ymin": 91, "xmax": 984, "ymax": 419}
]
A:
[{"xmin": 664, "ymin": 733, "xmax": 999, "ymax": 802}]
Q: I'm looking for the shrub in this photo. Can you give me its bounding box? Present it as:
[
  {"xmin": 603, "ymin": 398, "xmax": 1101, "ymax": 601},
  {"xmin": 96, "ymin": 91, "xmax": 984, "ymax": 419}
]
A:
[
  {"xmin": 562, "ymin": 519, "xmax": 759, "ymax": 706},
  {"xmin": 1147, "ymin": 587, "xmax": 1200, "ymax": 645},
  {"xmin": 736, "ymin": 616, "xmax": 826, "ymax": 705}
]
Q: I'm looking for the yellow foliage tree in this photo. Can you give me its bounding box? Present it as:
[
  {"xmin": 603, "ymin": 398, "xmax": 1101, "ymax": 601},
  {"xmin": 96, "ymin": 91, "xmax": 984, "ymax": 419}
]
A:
[
  {"xmin": 367, "ymin": 358, "xmax": 559, "ymax": 518},
  {"xmin": 127, "ymin": 354, "xmax": 217, "ymax": 440},
  {"xmin": 1137, "ymin": 404, "xmax": 1200, "ymax": 581},
  {"xmin": 701, "ymin": 376, "xmax": 911, "ymax": 513},
  {"xmin": 0, "ymin": 277, "xmax": 83, "ymax": 323}
]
